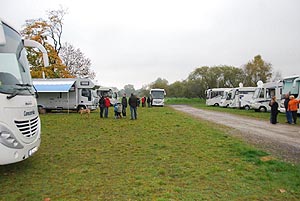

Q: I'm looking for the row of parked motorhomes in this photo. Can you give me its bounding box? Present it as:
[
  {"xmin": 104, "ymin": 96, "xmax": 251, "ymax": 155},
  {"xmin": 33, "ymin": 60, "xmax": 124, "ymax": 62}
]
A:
[{"xmin": 205, "ymin": 75, "xmax": 300, "ymax": 114}]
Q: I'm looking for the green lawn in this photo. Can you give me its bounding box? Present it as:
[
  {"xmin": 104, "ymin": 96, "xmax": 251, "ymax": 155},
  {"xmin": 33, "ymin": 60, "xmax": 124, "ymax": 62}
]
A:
[{"xmin": 0, "ymin": 106, "xmax": 299, "ymax": 200}]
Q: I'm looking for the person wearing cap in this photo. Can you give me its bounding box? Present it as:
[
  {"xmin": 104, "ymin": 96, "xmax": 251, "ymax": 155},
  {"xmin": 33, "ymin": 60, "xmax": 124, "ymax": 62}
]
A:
[{"xmin": 287, "ymin": 95, "xmax": 300, "ymax": 124}]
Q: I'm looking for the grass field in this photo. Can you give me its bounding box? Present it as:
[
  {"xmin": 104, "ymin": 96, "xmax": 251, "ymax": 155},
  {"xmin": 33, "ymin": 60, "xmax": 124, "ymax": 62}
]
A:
[{"xmin": 0, "ymin": 105, "xmax": 300, "ymax": 200}]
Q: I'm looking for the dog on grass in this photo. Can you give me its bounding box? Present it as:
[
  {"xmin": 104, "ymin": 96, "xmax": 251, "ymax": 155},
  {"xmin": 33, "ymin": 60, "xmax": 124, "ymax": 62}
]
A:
[{"xmin": 79, "ymin": 108, "xmax": 90, "ymax": 118}]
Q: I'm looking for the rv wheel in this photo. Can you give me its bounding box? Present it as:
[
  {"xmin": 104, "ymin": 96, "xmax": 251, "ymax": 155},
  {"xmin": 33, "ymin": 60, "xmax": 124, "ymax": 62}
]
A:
[
  {"xmin": 259, "ymin": 106, "xmax": 267, "ymax": 112},
  {"xmin": 244, "ymin": 105, "xmax": 250, "ymax": 110},
  {"xmin": 38, "ymin": 106, "xmax": 46, "ymax": 114},
  {"xmin": 77, "ymin": 105, "xmax": 86, "ymax": 112}
]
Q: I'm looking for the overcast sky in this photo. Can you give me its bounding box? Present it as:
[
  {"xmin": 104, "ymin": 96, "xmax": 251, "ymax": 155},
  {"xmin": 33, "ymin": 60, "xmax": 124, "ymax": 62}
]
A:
[{"xmin": 1, "ymin": 0, "xmax": 300, "ymax": 89}]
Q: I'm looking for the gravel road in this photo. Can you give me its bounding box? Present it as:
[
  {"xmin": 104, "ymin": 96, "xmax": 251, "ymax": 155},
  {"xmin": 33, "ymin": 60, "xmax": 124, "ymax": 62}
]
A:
[{"xmin": 169, "ymin": 105, "xmax": 300, "ymax": 164}]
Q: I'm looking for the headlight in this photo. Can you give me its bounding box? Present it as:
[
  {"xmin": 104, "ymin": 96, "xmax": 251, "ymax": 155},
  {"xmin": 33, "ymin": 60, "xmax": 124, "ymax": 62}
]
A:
[{"xmin": 0, "ymin": 125, "xmax": 23, "ymax": 149}]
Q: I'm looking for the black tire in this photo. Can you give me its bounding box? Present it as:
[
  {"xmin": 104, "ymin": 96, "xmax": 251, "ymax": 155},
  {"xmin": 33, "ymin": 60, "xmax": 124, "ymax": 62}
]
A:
[
  {"xmin": 214, "ymin": 103, "xmax": 219, "ymax": 107},
  {"xmin": 77, "ymin": 105, "xmax": 86, "ymax": 112},
  {"xmin": 259, "ymin": 106, "xmax": 267, "ymax": 112},
  {"xmin": 244, "ymin": 105, "xmax": 250, "ymax": 110},
  {"xmin": 38, "ymin": 106, "xmax": 46, "ymax": 114}
]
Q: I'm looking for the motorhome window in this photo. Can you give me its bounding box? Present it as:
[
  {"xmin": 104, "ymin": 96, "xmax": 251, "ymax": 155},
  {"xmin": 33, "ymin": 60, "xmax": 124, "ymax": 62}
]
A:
[
  {"xmin": 82, "ymin": 88, "xmax": 90, "ymax": 97},
  {"xmin": 267, "ymin": 89, "xmax": 275, "ymax": 98},
  {"xmin": 259, "ymin": 90, "xmax": 264, "ymax": 98},
  {"xmin": 151, "ymin": 91, "xmax": 165, "ymax": 99},
  {"xmin": 282, "ymin": 79, "xmax": 293, "ymax": 94},
  {"xmin": 226, "ymin": 93, "xmax": 232, "ymax": 100},
  {"xmin": 82, "ymin": 88, "xmax": 91, "ymax": 101},
  {"xmin": 253, "ymin": 88, "xmax": 260, "ymax": 99},
  {"xmin": 240, "ymin": 91, "xmax": 253, "ymax": 94},
  {"xmin": 210, "ymin": 91, "xmax": 223, "ymax": 98},
  {"xmin": 0, "ymin": 23, "xmax": 33, "ymax": 95},
  {"xmin": 80, "ymin": 81, "xmax": 89, "ymax": 86},
  {"xmin": 206, "ymin": 91, "xmax": 210, "ymax": 99}
]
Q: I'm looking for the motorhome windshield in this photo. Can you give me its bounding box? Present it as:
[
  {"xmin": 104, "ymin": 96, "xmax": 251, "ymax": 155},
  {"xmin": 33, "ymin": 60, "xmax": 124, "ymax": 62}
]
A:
[
  {"xmin": 253, "ymin": 88, "xmax": 262, "ymax": 99},
  {"xmin": 0, "ymin": 23, "xmax": 33, "ymax": 95},
  {"xmin": 151, "ymin": 91, "xmax": 164, "ymax": 99},
  {"xmin": 98, "ymin": 89, "xmax": 113, "ymax": 98},
  {"xmin": 221, "ymin": 91, "xmax": 228, "ymax": 99}
]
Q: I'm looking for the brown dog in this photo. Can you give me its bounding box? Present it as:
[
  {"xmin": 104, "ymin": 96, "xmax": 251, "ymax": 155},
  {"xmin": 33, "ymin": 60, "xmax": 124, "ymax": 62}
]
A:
[{"xmin": 79, "ymin": 108, "xmax": 90, "ymax": 118}]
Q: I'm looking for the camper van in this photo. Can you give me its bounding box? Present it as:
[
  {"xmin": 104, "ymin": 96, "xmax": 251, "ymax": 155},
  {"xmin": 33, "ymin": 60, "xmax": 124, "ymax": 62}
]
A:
[
  {"xmin": 0, "ymin": 19, "xmax": 49, "ymax": 165},
  {"xmin": 250, "ymin": 81, "xmax": 282, "ymax": 112},
  {"xmin": 97, "ymin": 87, "xmax": 118, "ymax": 105},
  {"xmin": 205, "ymin": 88, "xmax": 231, "ymax": 106},
  {"xmin": 228, "ymin": 86, "xmax": 256, "ymax": 110},
  {"xmin": 33, "ymin": 78, "xmax": 97, "ymax": 112},
  {"xmin": 150, "ymin": 88, "xmax": 166, "ymax": 106},
  {"xmin": 279, "ymin": 75, "xmax": 300, "ymax": 113}
]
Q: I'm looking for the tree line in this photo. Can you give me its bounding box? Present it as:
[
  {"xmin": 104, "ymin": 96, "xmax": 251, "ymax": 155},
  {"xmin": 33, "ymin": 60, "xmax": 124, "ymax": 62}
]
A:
[{"xmin": 137, "ymin": 55, "xmax": 280, "ymax": 98}]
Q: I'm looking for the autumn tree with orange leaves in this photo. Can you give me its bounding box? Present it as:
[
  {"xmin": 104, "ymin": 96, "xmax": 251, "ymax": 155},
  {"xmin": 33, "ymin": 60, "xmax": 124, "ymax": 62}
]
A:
[{"xmin": 21, "ymin": 7, "xmax": 95, "ymax": 79}]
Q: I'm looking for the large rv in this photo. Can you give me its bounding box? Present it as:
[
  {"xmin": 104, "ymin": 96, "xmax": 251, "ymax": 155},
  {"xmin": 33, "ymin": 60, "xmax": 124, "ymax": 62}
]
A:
[
  {"xmin": 250, "ymin": 81, "xmax": 283, "ymax": 112},
  {"xmin": 279, "ymin": 75, "xmax": 300, "ymax": 113},
  {"xmin": 228, "ymin": 86, "xmax": 256, "ymax": 110},
  {"xmin": 205, "ymin": 88, "xmax": 231, "ymax": 106},
  {"xmin": 0, "ymin": 19, "xmax": 49, "ymax": 165},
  {"xmin": 33, "ymin": 78, "xmax": 98, "ymax": 112},
  {"xmin": 150, "ymin": 88, "xmax": 166, "ymax": 106}
]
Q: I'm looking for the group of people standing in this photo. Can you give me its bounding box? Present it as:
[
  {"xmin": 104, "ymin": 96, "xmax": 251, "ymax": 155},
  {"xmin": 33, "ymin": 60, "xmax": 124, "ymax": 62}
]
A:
[
  {"xmin": 99, "ymin": 93, "xmax": 149, "ymax": 120},
  {"xmin": 98, "ymin": 95, "xmax": 111, "ymax": 118},
  {"xmin": 269, "ymin": 94, "xmax": 300, "ymax": 124},
  {"xmin": 283, "ymin": 94, "xmax": 300, "ymax": 124}
]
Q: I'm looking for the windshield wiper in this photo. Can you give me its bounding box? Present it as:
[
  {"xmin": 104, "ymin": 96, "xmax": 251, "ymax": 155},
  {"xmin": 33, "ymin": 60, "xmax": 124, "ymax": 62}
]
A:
[
  {"xmin": 7, "ymin": 89, "xmax": 22, "ymax": 99},
  {"xmin": 7, "ymin": 84, "xmax": 34, "ymax": 99},
  {"xmin": 16, "ymin": 83, "xmax": 32, "ymax": 87}
]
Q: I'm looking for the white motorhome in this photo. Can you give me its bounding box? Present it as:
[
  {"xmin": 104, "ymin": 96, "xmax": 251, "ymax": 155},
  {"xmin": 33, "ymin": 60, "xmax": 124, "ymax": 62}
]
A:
[
  {"xmin": 250, "ymin": 81, "xmax": 283, "ymax": 112},
  {"xmin": 205, "ymin": 88, "xmax": 231, "ymax": 106},
  {"xmin": 150, "ymin": 88, "xmax": 166, "ymax": 106},
  {"xmin": 279, "ymin": 75, "xmax": 300, "ymax": 113},
  {"xmin": 97, "ymin": 87, "xmax": 118, "ymax": 105},
  {"xmin": 0, "ymin": 19, "xmax": 49, "ymax": 165},
  {"xmin": 33, "ymin": 78, "xmax": 97, "ymax": 112},
  {"xmin": 228, "ymin": 85, "xmax": 256, "ymax": 110}
]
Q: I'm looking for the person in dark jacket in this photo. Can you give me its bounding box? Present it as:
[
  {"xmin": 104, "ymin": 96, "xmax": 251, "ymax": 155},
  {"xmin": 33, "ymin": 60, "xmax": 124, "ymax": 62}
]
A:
[
  {"xmin": 121, "ymin": 93, "xmax": 127, "ymax": 117},
  {"xmin": 284, "ymin": 93, "xmax": 292, "ymax": 124},
  {"xmin": 128, "ymin": 93, "xmax": 138, "ymax": 120},
  {"xmin": 269, "ymin": 96, "xmax": 279, "ymax": 124},
  {"xmin": 99, "ymin": 96, "xmax": 105, "ymax": 118},
  {"xmin": 147, "ymin": 96, "xmax": 151, "ymax": 107}
]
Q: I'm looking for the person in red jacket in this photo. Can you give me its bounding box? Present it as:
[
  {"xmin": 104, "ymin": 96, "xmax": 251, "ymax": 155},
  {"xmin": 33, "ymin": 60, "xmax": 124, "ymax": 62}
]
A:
[
  {"xmin": 288, "ymin": 95, "xmax": 300, "ymax": 124},
  {"xmin": 104, "ymin": 96, "xmax": 111, "ymax": 118}
]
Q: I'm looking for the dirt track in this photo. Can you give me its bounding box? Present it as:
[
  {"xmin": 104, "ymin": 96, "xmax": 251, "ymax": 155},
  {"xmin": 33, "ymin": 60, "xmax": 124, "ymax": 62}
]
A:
[{"xmin": 169, "ymin": 105, "xmax": 300, "ymax": 164}]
